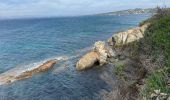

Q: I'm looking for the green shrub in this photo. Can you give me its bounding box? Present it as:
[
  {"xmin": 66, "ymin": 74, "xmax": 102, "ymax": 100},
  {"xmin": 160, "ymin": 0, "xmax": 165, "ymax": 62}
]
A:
[
  {"xmin": 114, "ymin": 63, "xmax": 127, "ymax": 81},
  {"xmin": 128, "ymin": 41, "xmax": 140, "ymax": 59},
  {"xmin": 140, "ymin": 71, "xmax": 170, "ymax": 98},
  {"xmin": 147, "ymin": 16, "xmax": 170, "ymax": 67},
  {"xmin": 140, "ymin": 13, "xmax": 170, "ymax": 98}
]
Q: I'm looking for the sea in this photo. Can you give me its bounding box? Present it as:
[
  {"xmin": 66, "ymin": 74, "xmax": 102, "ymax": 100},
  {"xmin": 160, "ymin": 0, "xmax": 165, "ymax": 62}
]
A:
[{"xmin": 0, "ymin": 14, "xmax": 151, "ymax": 100}]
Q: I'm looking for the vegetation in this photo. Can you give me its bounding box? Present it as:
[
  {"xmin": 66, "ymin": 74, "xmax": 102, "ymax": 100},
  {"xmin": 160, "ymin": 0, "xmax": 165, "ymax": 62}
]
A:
[
  {"xmin": 114, "ymin": 62, "xmax": 127, "ymax": 81},
  {"xmin": 140, "ymin": 7, "xmax": 170, "ymax": 26},
  {"xmin": 112, "ymin": 7, "xmax": 170, "ymax": 99},
  {"xmin": 139, "ymin": 7, "xmax": 170, "ymax": 99},
  {"xmin": 128, "ymin": 41, "xmax": 140, "ymax": 59}
]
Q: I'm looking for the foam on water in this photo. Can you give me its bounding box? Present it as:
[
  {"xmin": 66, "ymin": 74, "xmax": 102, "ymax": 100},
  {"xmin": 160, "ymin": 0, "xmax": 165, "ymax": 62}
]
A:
[{"xmin": 0, "ymin": 45, "xmax": 91, "ymax": 86}]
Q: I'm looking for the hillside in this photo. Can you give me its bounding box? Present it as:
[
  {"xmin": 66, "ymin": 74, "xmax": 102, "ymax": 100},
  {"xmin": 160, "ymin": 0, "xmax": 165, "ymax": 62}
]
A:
[
  {"xmin": 98, "ymin": 8, "xmax": 157, "ymax": 16},
  {"xmin": 113, "ymin": 7, "xmax": 170, "ymax": 99},
  {"xmin": 77, "ymin": 7, "xmax": 170, "ymax": 99}
]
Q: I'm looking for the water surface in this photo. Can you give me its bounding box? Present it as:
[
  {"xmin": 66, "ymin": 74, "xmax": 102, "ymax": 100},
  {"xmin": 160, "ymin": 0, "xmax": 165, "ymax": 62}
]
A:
[{"xmin": 0, "ymin": 14, "xmax": 151, "ymax": 100}]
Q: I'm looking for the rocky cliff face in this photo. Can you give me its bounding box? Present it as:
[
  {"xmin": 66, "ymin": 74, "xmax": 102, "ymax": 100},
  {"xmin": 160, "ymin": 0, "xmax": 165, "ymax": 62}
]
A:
[
  {"xmin": 76, "ymin": 24, "xmax": 150, "ymax": 99},
  {"xmin": 76, "ymin": 23, "xmax": 149, "ymax": 71},
  {"xmin": 108, "ymin": 23, "xmax": 150, "ymax": 46}
]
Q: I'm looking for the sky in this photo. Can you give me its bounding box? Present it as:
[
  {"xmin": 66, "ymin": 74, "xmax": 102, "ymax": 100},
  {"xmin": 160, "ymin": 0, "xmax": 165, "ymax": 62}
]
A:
[{"xmin": 0, "ymin": 0, "xmax": 170, "ymax": 19}]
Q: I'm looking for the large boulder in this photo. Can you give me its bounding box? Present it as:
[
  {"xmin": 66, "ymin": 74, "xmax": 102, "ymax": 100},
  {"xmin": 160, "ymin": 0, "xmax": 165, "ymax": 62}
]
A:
[
  {"xmin": 76, "ymin": 51, "xmax": 99, "ymax": 71},
  {"xmin": 76, "ymin": 41, "xmax": 115, "ymax": 71}
]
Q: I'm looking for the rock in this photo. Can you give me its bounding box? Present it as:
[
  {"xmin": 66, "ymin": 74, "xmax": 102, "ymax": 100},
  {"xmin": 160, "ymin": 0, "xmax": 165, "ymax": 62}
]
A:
[
  {"xmin": 118, "ymin": 55, "xmax": 126, "ymax": 60},
  {"xmin": 76, "ymin": 51, "xmax": 99, "ymax": 71},
  {"xmin": 0, "ymin": 59, "xmax": 64, "ymax": 85},
  {"xmin": 140, "ymin": 23, "xmax": 150, "ymax": 33},
  {"xmin": 94, "ymin": 41, "xmax": 109, "ymax": 66},
  {"xmin": 16, "ymin": 60, "xmax": 57, "ymax": 80},
  {"xmin": 108, "ymin": 23, "xmax": 149, "ymax": 46},
  {"xmin": 108, "ymin": 37, "xmax": 116, "ymax": 46},
  {"xmin": 113, "ymin": 27, "xmax": 143, "ymax": 46},
  {"xmin": 151, "ymin": 90, "xmax": 168, "ymax": 100},
  {"xmin": 76, "ymin": 41, "xmax": 116, "ymax": 71},
  {"xmin": 168, "ymin": 96, "xmax": 170, "ymax": 100}
]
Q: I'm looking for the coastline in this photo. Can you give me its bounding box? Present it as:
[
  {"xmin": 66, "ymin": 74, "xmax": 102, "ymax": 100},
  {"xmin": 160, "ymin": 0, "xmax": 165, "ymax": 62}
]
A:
[
  {"xmin": 76, "ymin": 9, "xmax": 170, "ymax": 99},
  {"xmin": 76, "ymin": 23, "xmax": 149, "ymax": 71},
  {"xmin": 1, "ymin": 13, "xmax": 167, "ymax": 99},
  {"xmin": 0, "ymin": 56, "xmax": 68, "ymax": 85},
  {"xmin": 75, "ymin": 22, "xmax": 150, "ymax": 99},
  {"xmin": 0, "ymin": 18, "xmax": 149, "ymax": 92}
]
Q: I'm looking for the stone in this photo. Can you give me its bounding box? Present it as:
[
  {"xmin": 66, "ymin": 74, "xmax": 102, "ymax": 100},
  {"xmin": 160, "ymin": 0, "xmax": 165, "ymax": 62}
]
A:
[
  {"xmin": 16, "ymin": 60, "xmax": 57, "ymax": 80},
  {"xmin": 94, "ymin": 41, "xmax": 109, "ymax": 66},
  {"xmin": 0, "ymin": 59, "xmax": 63, "ymax": 85},
  {"xmin": 76, "ymin": 51, "xmax": 99, "ymax": 71},
  {"xmin": 140, "ymin": 23, "xmax": 150, "ymax": 33},
  {"xmin": 76, "ymin": 41, "xmax": 116, "ymax": 71},
  {"xmin": 168, "ymin": 96, "xmax": 170, "ymax": 100},
  {"xmin": 108, "ymin": 23, "xmax": 149, "ymax": 46}
]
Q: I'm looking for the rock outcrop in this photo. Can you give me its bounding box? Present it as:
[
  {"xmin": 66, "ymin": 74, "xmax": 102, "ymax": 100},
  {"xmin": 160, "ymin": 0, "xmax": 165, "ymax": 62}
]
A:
[
  {"xmin": 76, "ymin": 41, "xmax": 115, "ymax": 71},
  {"xmin": 0, "ymin": 57, "xmax": 68, "ymax": 85},
  {"xmin": 94, "ymin": 41, "xmax": 110, "ymax": 66},
  {"xmin": 76, "ymin": 23, "xmax": 149, "ymax": 71},
  {"xmin": 108, "ymin": 23, "xmax": 150, "ymax": 46},
  {"xmin": 16, "ymin": 60, "xmax": 57, "ymax": 80}
]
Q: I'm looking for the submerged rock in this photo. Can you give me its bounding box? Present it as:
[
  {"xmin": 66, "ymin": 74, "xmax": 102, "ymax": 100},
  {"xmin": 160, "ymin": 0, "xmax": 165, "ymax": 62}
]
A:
[
  {"xmin": 16, "ymin": 60, "xmax": 57, "ymax": 80},
  {"xmin": 0, "ymin": 57, "xmax": 68, "ymax": 85}
]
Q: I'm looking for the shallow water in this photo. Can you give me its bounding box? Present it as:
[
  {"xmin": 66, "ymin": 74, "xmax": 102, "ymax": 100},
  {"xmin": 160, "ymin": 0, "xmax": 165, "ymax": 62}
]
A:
[{"xmin": 0, "ymin": 14, "xmax": 151, "ymax": 100}]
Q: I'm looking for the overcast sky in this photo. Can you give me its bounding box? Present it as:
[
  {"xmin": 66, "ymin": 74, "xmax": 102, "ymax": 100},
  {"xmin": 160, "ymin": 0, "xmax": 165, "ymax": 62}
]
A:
[{"xmin": 0, "ymin": 0, "xmax": 170, "ymax": 18}]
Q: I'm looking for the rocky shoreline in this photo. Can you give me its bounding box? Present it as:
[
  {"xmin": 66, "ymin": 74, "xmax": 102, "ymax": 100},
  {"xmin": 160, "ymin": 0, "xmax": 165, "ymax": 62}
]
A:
[
  {"xmin": 76, "ymin": 23, "xmax": 150, "ymax": 99},
  {"xmin": 0, "ymin": 17, "xmax": 167, "ymax": 99},
  {"xmin": 0, "ymin": 22, "xmax": 150, "ymax": 99},
  {"xmin": 76, "ymin": 23, "xmax": 149, "ymax": 71}
]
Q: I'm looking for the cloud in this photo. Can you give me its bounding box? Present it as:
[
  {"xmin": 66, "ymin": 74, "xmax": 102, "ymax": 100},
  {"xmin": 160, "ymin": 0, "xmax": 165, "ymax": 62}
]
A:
[{"xmin": 0, "ymin": 0, "xmax": 170, "ymax": 18}]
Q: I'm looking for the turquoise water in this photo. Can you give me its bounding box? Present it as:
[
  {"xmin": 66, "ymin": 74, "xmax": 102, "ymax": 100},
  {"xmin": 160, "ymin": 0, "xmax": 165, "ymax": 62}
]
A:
[{"xmin": 0, "ymin": 14, "xmax": 150, "ymax": 100}]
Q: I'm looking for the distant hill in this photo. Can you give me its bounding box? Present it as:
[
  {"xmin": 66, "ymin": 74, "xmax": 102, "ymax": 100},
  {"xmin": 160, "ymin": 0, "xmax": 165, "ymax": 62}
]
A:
[{"xmin": 97, "ymin": 8, "xmax": 157, "ymax": 16}]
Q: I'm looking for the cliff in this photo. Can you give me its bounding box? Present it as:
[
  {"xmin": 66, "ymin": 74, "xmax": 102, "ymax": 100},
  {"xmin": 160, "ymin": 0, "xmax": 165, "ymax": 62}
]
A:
[
  {"xmin": 76, "ymin": 8, "xmax": 170, "ymax": 99},
  {"xmin": 76, "ymin": 23, "xmax": 149, "ymax": 71},
  {"xmin": 76, "ymin": 23, "xmax": 150, "ymax": 99}
]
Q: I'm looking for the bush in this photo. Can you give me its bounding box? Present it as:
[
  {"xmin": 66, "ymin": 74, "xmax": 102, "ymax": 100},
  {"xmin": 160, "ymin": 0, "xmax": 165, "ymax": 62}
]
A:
[
  {"xmin": 140, "ymin": 11, "xmax": 170, "ymax": 99},
  {"xmin": 140, "ymin": 71, "xmax": 170, "ymax": 99},
  {"xmin": 114, "ymin": 63, "xmax": 127, "ymax": 81}
]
